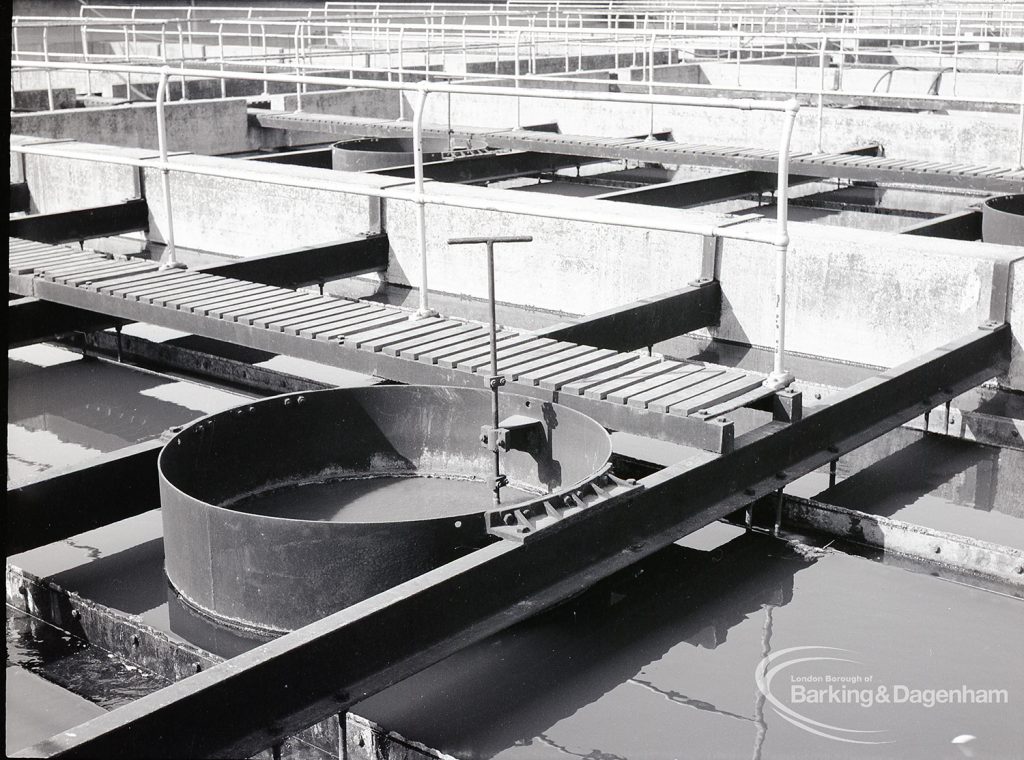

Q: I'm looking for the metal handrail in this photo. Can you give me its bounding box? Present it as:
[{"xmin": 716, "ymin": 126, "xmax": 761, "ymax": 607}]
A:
[{"xmin": 11, "ymin": 58, "xmax": 801, "ymax": 385}]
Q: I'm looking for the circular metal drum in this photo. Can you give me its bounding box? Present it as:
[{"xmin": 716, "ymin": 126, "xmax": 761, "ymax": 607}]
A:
[
  {"xmin": 159, "ymin": 386, "xmax": 612, "ymax": 636},
  {"xmin": 981, "ymin": 194, "xmax": 1024, "ymax": 245},
  {"xmin": 331, "ymin": 136, "xmax": 481, "ymax": 171}
]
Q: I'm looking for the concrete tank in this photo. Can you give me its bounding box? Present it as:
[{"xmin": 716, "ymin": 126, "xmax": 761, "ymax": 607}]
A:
[
  {"xmin": 982, "ymin": 194, "xmax": 1024, "ymax": 245},
  {"xmin": 159, "ymin": 385, "xmax": 612, "ymax": 636},
  {"xmin": 331, "ymin": 136, "xmax": 483, "ymax": 171}
]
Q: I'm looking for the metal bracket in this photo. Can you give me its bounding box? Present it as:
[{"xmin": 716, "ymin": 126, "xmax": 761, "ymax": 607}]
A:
[{"xmin": 485, "ymin": 468, "xmax": 642, "ymax": 543}]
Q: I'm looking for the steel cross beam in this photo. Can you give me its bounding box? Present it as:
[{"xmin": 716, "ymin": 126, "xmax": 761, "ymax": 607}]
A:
[
  {"xmin": 535, "ymin": 280, "xmax": 721, "ymax": 352},
  {"xmin": 15, "ymin": 323, "xmax": 1010, "ymax": 760},
  {"xmin": 10, "ymin": 182, "xmax": 30, "ymax": 213},
  {"xmin": 200, "ymin": 235, "xmax": 389, "ymax": 288},
  {"xmin": 8, "ymin": 199, "xmax": 149, "ymax": 245}
]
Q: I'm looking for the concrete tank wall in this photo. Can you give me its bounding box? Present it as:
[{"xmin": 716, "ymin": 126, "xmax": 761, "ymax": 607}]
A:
[
  {"xmin": 378, "ymin": 179, "xmax": 1024, "ymax": 388},
  {"xmin": 10, "ymin": 99, "xmax": 253, "ymax": 155}
]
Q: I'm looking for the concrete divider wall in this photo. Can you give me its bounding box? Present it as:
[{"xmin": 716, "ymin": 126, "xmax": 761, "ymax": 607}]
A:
[
  {"xmin": 142, "ymin": 154, "xmax": 382, "ymax": 254},
  {"xmin": 423, "ymin": 93, "xmax": 1021, "ymax": 166},
  {"xmin": 13, "ymin": 139, "xmax": 141, "ymax": 214},
  {"xmin": 11, "ymin": 140, "xmax": 381, "ymax": 254},
  {"xmin": 381, "ymin": 179, "xmax": 1024, "ymax": 387},
  {"xmin": 11, "ymin": 99, "xmax": 252, "ymax": 155}
]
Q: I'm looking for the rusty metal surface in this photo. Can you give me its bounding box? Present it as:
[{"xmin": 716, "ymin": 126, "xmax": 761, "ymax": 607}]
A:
[
  {"xmin": 160, "ymin": 385, "xmax": 612, "ymax": 634},
  {"xmin": 981, "ymin": 194, "xmax": 1024, "ymax": 245}
]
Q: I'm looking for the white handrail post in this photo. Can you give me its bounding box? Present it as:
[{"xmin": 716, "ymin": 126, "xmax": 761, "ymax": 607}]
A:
[
  {"xmin": 218, "ymin": 23, "xmax": 227, "ymax": 99},
  {"xmin": 176, "ymin": 22, "xmax": 188, "ymax": 100},
  {"xmin": 514, "ymin": 29, "xmax": 523, "ymax": 129},
  {"xmin": 398, "ymin": 26, "xmax": 406, "ymax": 120},
  {"xmin": 81, "ymin": 23, "xmax": 94, "ymax": 95},
  {"xmin": 764, "ymin": 98, "xmax": 800, "ymax": 391},
  {"xmin": 816, "ymin": 34, "xmax": 827, "ymax": 153},
  {"xmin": 413, "ymin": 84, "xmax": 437, "ymax": 318},
  {"xmin": 1017, "ymin": 67, "xmax": 1024, "ymax": 171},
  {"xmin": 156, "ymin": 68, "xmax": 183, "ymax": 271},
  {"xmin": 43, "ymin": 26, "xmax": 55, "ymax": 111},
  {"xmin": 648, "ymin": 32, "xmax": 656, "ymax": 139}
]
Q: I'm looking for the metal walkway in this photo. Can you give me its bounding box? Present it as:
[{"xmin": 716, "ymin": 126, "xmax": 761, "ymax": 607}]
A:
[
  {"xmin": 9, "ymin": 238, "xmax": 764, "ymax": 452},
  {"xmin": 252, "ymin": 111, "xmax": 1024, "ymax": 193}
]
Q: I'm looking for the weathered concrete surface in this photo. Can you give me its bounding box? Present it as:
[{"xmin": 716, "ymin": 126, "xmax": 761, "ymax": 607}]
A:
[
  {"xmin": 10, "ymin": 99, "xmax": 252, "ymax": 155},
  {"xmin": 424, "ymin": 92, "xmax": 1022, "ymax": 166},
  {"xmin": 380, "ymin": 179, "xmax": 1024, "ymax": 387},
  {"xmin": 13, "ymin": 138, "xmax": 140, "ymax": 214},
  {"xmin": 12, "ymin": 88, "xmax": 77, "ymax": 111},
  {"xmin": 143, "ymin": 153, "xmax": 387, "ymax": 254}
]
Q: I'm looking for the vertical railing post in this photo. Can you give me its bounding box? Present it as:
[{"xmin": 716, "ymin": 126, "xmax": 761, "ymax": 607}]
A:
[
  {"xmin": 412, "ymin": 84, "xmax": 436, "ymax": 318},
  {"xmin": 514, "ymin": 29, "xmax": 524, "ymax": 128},
  {"xmin": 156, "ymin": 68, "xmax": 183, "ymax": 270},
  {"xmin": 81, "ymin": 22, "xmax": 94, "ymax": 95},
  {"xmin": 647, "ymin": 32, "xmax": 656, "ymax": 138},
  {"xmin": 815, "ymin": 34, "xmax": 827, "ymax": 152},
  {"xmin": 43, "ymin": 26, "xmax": 55, "ymax": 111},
  {"xmin": 764, "ymin": 99, "xmax": 800, "ymax": 391}
]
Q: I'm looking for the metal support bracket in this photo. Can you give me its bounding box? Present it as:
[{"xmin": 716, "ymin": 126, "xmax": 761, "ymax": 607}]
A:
[{"xmin": 485, "ymin": 468, "xmax": 642, "ymax": 543}]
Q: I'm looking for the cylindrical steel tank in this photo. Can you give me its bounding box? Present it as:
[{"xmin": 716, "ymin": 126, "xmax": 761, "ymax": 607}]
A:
[
  {"xmin": 159, "ymin": 386, "xmax": 612, "ymax": 636},
  {"xmin": 331, "ymin": 137, "xmax": 479, "ymax": 171},
  {"xmin": 981, "ymin": 194, "xmax": 1024, "ymax": 245}
]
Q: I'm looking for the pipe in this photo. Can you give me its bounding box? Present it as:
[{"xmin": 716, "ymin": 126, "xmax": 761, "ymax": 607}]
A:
[
  {"xmin": 412, "ymin": 85, "xmax": 435, "ymax": 318},
  {"xmin": 763, "ymin": 98, "xmax": 800, "ymax": 391},
  {"xmin": 815, "ymin": 35, "xmax": 827, "ymax": 153},
  {"xmin": 155, "ymin": 68, "xmax": 183, "ymax": 270},
  {"xmin": 514, "ymin": 29, "xmax": 524, "ymax": 129},
  {"xmin": 42, "ymin": 26, "xmax": 54, "ymax": 111}
]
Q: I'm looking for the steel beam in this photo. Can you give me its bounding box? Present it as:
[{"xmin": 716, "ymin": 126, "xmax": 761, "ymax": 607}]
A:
[
  {"xmin": 200, "ymin": 236, "xmax": 388, "ymax": 288},
  {"xmin": 535, "ymin": 280, "xmax": 721, "ymax": 351},
  {"xmin": 593, "ymin": 170, "xmax": 795, "ymax": 207},
  {"xmin": 16, "ymin": 324, "xmax": 1009, "ymax": 759},
  {"xmin": 8, "ymin": 297, "xmax": 124, "ymax": 347},
  {"xmin": 6, "ymin": 439, "xmax": 164, "ymax": 557},
  {"xmin": 592, "ymin": 145, "xmax": 879, "ymax": 208},
  {"xmin": 375, "ymin": 150, "xmax": 606, "ymax": 184},
  {"xmin": 9, "ymin": 199, "xmax": 149, "ymax": 245},
  {"xmin": 900, "ymin": 209, "xmax": 982, "ymax": 240},
  {"xmin": 11, "ymin": 182, "xmax": 30, "ymax": 213}
]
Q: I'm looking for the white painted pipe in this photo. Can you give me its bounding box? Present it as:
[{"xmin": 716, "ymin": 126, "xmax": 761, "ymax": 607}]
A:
[
  {"xmin": 412, "ymin": 85, "xmax": 436, "ymax": 318},
  {"xmin": 155, "ymin": 68, "xmax": 182, "ymax": 270},
  {"xmin": 764, "ymin": 98, "xmax": 801, "ymax": 391}
]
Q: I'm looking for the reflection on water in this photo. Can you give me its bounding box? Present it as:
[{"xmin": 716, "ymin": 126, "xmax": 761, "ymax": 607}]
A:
[
  {"xmin": 788, "ymin": 427, "xmax": 1024, "ymax": 549},
  {"xmin": 7, "ymin": 345, "xmax": 250, "ymax": 485},
  {"xmin": 355, "ymin": 533, "xmax": 1024, "ymax": 759}
]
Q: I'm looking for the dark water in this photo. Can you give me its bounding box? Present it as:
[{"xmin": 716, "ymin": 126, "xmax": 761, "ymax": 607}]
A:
[
  {"xmin": 354, "ymin": 531, "xmax": 1024, "ymax": 760},
  {"xmin": 232, "ymin": 476, "xmax": 537, "ymax": 522},
  {"xmin": 788, "ymin": 426, "xmax": 1024, "ymax": 549},
  {"xmin": 6, "ymin": 606, "xmax": 167, "ymax": 710},
  {"xmin": 7, "ymin": 345, "xmax": 250, "ymax": 486}
]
